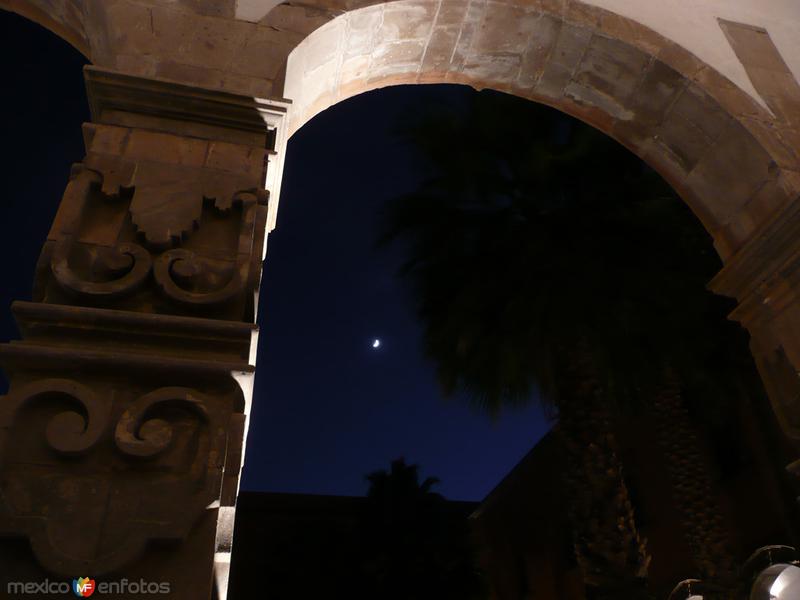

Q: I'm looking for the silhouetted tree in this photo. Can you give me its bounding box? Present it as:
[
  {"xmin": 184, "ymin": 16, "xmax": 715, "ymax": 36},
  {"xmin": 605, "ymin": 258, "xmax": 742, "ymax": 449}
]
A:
[
  {"xmin": 355, "ymin": 459, "xmax": 488, "ymax": 600},
  {"xmin": 380, "ymin": 89, "xmax": 762, "ymax": 597}
]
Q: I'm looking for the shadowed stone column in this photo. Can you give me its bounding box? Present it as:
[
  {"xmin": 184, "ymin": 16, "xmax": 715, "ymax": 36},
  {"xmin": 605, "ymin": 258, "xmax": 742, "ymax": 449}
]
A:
[
  {"xmin": 710, "ymin": 199, "xmax": 800, "ymax": 502},
  {"xmin": 0, "ymin": 66, "xmax": 288, "ymax": 599}
]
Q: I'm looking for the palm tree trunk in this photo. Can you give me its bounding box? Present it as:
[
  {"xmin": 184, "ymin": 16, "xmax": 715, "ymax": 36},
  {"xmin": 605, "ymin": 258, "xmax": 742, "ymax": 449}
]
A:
[
  {"xmin": 557, "ymin": 344, "xmax": 651, "ymax": 599},
  {"xmin": 650, "ymin": 369, "xmax": 737, "ymax": 592}
]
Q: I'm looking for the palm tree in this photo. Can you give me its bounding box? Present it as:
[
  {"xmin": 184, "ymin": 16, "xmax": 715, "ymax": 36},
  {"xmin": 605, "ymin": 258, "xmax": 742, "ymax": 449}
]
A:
[
  {"xmin": 356, "ymin": 459, "xmax": 488, "ymax": 600},
  {"xmin": 379, "ymin": 89, "xmax": 752, "ymax": 596}
]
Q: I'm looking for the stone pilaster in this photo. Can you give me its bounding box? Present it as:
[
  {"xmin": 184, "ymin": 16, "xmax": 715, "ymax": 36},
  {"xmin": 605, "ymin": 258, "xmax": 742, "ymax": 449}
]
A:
[
  {"xmin": 0, "ymin": 66, "xmax": 289, "ymax": 599},
  {"xmin": 709, "ymin": 194, "xmax": 800, "ymax": 496}
]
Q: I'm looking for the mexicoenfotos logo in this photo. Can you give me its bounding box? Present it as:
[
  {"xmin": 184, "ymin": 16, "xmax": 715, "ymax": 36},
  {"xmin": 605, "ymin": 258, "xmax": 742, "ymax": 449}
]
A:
[
  {"xmin": 72, "ymin": 577, "xmax": 95, "ymax": 597},
  {"xmin": 6, "ymin": 577, "xmax": 171, "ymax": 596}
]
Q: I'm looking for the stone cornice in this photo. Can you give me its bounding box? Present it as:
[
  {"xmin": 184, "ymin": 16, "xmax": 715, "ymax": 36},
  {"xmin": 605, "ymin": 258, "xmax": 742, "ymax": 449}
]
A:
[
  {"xmin": 0, "ymin": 342, "xmax": 255, "ymax": 376},
  {"xmin": 83, "ymin": 65, "xmax": 290, "ymax": 232},
  {"xmin": 4, "ymin": 301, "xmax": 258, "ymax": 372},
  {"xmin": 84, "ymin": 66, "xmax": 290, "ymax": 147},
  {"xmin": 709, "ymin": 195, "xmax": 800, "ymax": 324}
]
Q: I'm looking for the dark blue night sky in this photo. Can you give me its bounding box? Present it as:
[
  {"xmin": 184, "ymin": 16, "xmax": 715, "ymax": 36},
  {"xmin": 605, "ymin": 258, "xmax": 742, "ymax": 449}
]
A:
[
  {"xmin": 0, "ymin": 10, "xmax": 551, "ymax": 502},
  {"xmin": 244, "ymin": 85, "xmax": 552, "ymax": 500}
]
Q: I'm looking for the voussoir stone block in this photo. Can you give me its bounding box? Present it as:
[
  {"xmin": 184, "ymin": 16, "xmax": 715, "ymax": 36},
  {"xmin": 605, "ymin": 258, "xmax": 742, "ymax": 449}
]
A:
[
  {"xmin": 536, "ymin": 21, "xmax": 592, "ymax": 99},
  {"xmin": 379, "ymin": 1, "xmax": 436, "ymax": 42},
  {"xmin": 472, "ymin": 4, "xmax": 540, "ymax": 56},
  {"xmin": 628, "ymin": 59, "xmax": 685, "ymax": 127},
  {"xmin": 421, "ymin": 26, "xmax": 460, "ymax": 73},
  {"xmin": 568, "ymin": 35, "xmax": 649, "ymax": 115},
  {"xmin": 516, "ymin": 13, "xmax": 561, "ymax": 90}
]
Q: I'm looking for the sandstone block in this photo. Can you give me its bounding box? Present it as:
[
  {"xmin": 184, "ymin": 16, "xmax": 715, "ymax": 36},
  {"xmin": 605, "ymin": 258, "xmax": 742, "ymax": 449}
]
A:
[
  {"xmin": 517, "ymin": 13, "xmax": 560, "ymax": 90},
  {"xmin": 379, "ymin": 1, "xmax": 436, "ymax": 42},
  {"xmin": 472, "ymin": 4, "xmax": 540, "ymax": 55},
  {"xmin": 629, "ymin": 59, "xmax": 684, "ymax": 127},
  {"xmin": 421, "ymin": 26, "xmax": 460, "ymax": 73},
  {"xmin": 571, "ymin": 35, "xmax": 649, "ymax": 112},
  {"xmin": 536, "ymin": 22, "xmax": 591, "ymax": 99},
  {"xmin": 126, "ymin": 130, "xmax": 208, "ymax": 166},
  {"xmin": 88, "ymin": 124, "xmax": 130, "ymax": 156},
  {"xmin": 206, "ymin": 141, "xmax": 265, "ymax": 177},
  {"xmin": 686, "ymin": 122, "xmax": 773, "ymax": 225}
]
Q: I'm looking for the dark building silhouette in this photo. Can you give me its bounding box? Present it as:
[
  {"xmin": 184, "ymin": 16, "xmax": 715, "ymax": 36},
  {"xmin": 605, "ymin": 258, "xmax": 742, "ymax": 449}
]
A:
[
  {"xmin": 229, "ymin": 388, "xmax": 798, "ymax": 599},
  {"xmin": 228, "ymin": 491, "xmax": 479, "ymax": 599},
  {"xmin": 472, "ymin": 393, "xmax": 799, "ymax": 599}
]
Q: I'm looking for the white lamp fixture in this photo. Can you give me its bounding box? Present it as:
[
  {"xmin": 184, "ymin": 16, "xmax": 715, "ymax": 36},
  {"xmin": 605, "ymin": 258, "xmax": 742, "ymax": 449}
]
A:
[
  {"xmin": 750, "ymin": 563, "xmax": 800, "ymax": 600},
  {"xmin": 743, "ymin": 546, "xmax": 800, "ymax": 600}
]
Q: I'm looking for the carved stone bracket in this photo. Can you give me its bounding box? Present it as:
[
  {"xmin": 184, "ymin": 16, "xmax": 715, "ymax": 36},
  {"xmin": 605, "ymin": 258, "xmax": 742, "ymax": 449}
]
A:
[
  {"xmin": 38, "ymin": 155, "xmax": 269, "ymax": 320},
  {"xmin": 0, "ymin": 379, "xmax": 108, "ymax": 459},
  {"xmin": 0, "ymin": 377, "xmax": 242, "ymax": 576},
  {"xmin": 115, "ymin": 387, "xmax": 209, "ymax": 458},
  {"xmin": 0, "ymin": 381, "xmax": 221, "ymax": 576},
  {"xmin": 0, "ymin": 303, "xmax": 255, "ymax": 577},
  {"xmin": 49, "ymin": 166, "xmax": 152, "ymax": 299},
  {"xmin": 82, "ymin": 154, "xmax": 262, "ymax": 250},
  {"xmin": 83, "ymin": 66, "xmax": 290, "ymax": 234}
]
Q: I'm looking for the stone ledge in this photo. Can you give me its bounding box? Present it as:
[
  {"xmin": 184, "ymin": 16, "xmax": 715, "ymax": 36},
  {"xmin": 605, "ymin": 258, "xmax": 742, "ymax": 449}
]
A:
[
  {"xmin": 0, "ymin": 341, "xmax": 255, "ymax": 376},
  {"xmin": 7, "ymin": 301, "xmax": 259, "ymax": 369},
  {"xmin": 84, "ymin": 65, "xmax": 291, "ymax": 148},
  {"xmin": 708, "ymin": 199, "xmax": 800, "ymax": 301}
]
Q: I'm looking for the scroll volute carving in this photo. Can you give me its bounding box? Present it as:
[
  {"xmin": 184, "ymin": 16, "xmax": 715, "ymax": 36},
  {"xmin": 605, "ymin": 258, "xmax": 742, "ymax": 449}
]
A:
[
  {"xmin": 39, "ymin": 156, "xmax": 269, "ymax": 319},
  {"xmin": 46, "ymin": 165, "xmax": 152, "ymax": 300},
  {"xmin": 153, "ymin": 189, "xmax": 267, "ymax": 307},
  {"xmin": 0, "ymin": 379, "xmax": 236, "ymax": 576}
]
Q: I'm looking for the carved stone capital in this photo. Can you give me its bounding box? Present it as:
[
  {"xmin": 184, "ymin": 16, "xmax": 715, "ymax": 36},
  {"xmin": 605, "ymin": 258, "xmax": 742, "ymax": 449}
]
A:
[
  {"xmin": 36, "ymin": 146, "xmax": 270, "ymax": 321},
  {"xmin": 84, "ymin": 66, "xmax": 290, "ymax": 232}
]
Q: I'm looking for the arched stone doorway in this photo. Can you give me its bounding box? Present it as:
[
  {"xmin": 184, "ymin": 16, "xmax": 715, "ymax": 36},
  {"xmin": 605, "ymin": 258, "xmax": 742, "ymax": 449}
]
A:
[
  {"xmin": 282, "ymin": 0, "xmax": 800, "ymax": 442},
  {"xmin": 0, "ymin": 1, "xmax": 798, "ymax": 597}
]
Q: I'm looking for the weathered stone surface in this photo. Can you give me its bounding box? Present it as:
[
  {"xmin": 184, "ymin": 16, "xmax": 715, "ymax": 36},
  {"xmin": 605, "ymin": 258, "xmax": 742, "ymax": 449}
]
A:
[
  {"xmin": 435, "ymin": 0, "xmax": 469, "ymax": 27},
  {"xmin": 471, "ymin": 4, "xmax": 540, "ymax": 56},
  {"xmin": 420, "ymin": 25, "xmax": 459, "ymax": 74},
  {"xmin": 685, "ymin": 122, "xmax": 773, "ymax": 226},
  {"xmin": 260, "ymin": 3, "xmax": 334, "ymax": 34},
  {"xmin": 462, "ymin": 52, "xmax": 521, "ymax": 84},
  {"xmin": 379, "ymin": 1, "xmax": 435, "ymax": 42},
  {"xmin": 653, "ymin": 112, "xmax": 713, "ymax": 174},
  {"xmin": 673, "ymin": 84, "xmax": 732, "ymax": 143},
  {"xmin": 0, "ymin": 313, "xmax": 254, "ymax": 592},
  {"xmin": 536, "ymin": 22, "xmax": 592, "ymax": 99},
  {"xmin": 371, "ymin": 38, "xmax": 427, "ymax": 71},
  {"xmin": 568, "ymin": 34, "xmax": 649, "ymax": 118},
  {"xmin": 126, "ymin": 129, "xmax": 209, "ymax": 166},
  {"xmin": 229, "ymin": 27, "xmax": 303, "ymax": 79},
  {"xmin": 178, "ymin": 0, "xmax": 236, "ymax": 19},
  {"xmin": 517, "ymin": 13, "xmax": 560, "ymax": 90},
  {"xmin": 628, "ymin": 59, "xmax": 684, "ymax": 127}
]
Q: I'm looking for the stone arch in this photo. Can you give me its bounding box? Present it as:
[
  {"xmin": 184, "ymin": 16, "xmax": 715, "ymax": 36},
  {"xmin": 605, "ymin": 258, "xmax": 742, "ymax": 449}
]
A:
[
  {"xmin": 0, "ymin": 0, "xmax": 797, "ymax": 441},
  {"xmin": 0, "ymin": 0, "xmax": 90, "ymax": 58},
  {"xmin": 282, "ymin": 0, "xmax": 800, "ymax": 442},
  {"xmin": 283, "ymin": 0, "xmax": 797, "ymax": 262}
]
